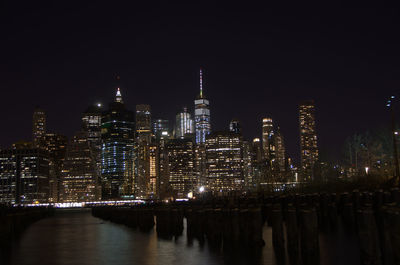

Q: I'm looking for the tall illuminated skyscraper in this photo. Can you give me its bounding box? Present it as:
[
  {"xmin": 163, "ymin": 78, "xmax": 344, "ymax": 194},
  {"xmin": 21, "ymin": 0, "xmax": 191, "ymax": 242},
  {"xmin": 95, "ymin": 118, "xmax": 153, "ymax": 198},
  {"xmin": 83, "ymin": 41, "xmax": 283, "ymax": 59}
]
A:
[
  {"xmin": 229, "ymin": 119, "xmax": 241, "ymax": 134},
  {"xmin": 82, "ymin": 104, "xmax": 103, "ymax": 153},
  {"xmin": 166, "ymin": 138, "xmax": 195, "ymax": 198},
  {"xmin": 194, "ymin": 68, "xmax": 211, "ymax": 144},
  {"xmin": 32, "ymin": 107, "xmax": 46, "ymax": 147},
  {"xmin": 135, "ymin": 104, "xmax": 152, "ymax": 198},
  {"xmin": 274, "ymin": 127, "xmax": 286, "ymax": 173},
  {"xmin": 299, "ymin": 100, "xmax": 319, "ymax": 180},
  {"xmin": 101, "ymin": 88, "xmax": 135, "ymax": 199},
  {"xmin": 262, "ymin": 118, "xmax": 274, "ymax": 160},
  {"xmin": 42, "ymin": 133, "xmax": 67, "ymax": 202},
  {"xmin": 82, "ymin": 103, "xmax": 103, "ymax": 186},
  {"xmin": 152, "ymin": 119, "xmax": 169, "ymax": 140},
  {"xmin": 136, "ymin": 105, "xmax": 152, "ymax": 139},
  {"xmin": 61, "ymin": 131, "xmax": 100, "ymax": 202},
  {"xmin": 175, "ymin": 107, "xmax": 194, "ymax": 138},
  {"xmin": 206, "ymin": 131, "xmax": 243, "ymax": 193},
  {"xmin": 0, "ymin": 145, "xmax": 50, "ymax": 204}
]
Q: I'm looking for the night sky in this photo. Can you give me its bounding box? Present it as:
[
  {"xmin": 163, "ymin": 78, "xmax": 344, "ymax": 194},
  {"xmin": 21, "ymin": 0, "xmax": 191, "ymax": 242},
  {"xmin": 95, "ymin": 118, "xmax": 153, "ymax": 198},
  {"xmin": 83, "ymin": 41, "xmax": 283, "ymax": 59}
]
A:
[{"xmin": 1, "ymin": 2, "xmax": 399, "ymax": 163}]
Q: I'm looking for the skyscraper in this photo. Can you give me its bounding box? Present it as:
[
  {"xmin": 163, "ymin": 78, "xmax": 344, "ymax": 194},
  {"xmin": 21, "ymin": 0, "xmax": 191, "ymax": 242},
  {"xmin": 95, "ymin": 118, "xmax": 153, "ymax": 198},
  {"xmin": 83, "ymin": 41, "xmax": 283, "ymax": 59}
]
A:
[
  {"xmin": 157, "ymin": 131, "xmax": 170, "ymax": 200},
  {"xmin": 229, "ymin": 119, "xmax": 241, "ymax": 134},
  {"xmin": 175, "ymin": 107, "xmax": 194, "ymax": 139},
  {"xmin": 82, "ymin": 104, "xmax": 103, "ymax": 187},
  {"xmin": 101, "ymin": 88, "xmax": 135, "ymax": 199},
  {"xmin": 262, "ymin": 118, "xmax": 274, "ymax": 160},
  {"xmin": 41, "ymin": 133, "xmax": 67, "ymax": 202},
  {"xmin": 166, "ymin": 138, "xmax": 195, "ymax": 198},
  {"xmin": 152, "ymin": 119, "xmax": 169, "ymax": 140},
  {"xmin": 82, "ymin": 104, "xmax": 103, "ymax": 153},
  {"xmin": 32, "ymin": 107, "xmax": 46, "ymax": 147},
  {"xmin": 274, "ymin": 127, "xmax": 286, "ymax": 173},
  {"xmin": 135, "ymin": 104, "xmax": 152, "ymax": 198},
  {"xmin": 194, "ymin": 68, "xmax": 211, "ymax": 144},
  {"xmin": 148, "ymin": 144, "xmax": 158, "ymax": 198},
  {"xmin": 206, "ymin": 131, "xmax": 243, "ymax": 194},
  {"xmin": 0, "ymin": 145, "xmax": 50, "ymax": 204},
  {"xmin": 136, "ymin": 105, "xmax": 152, "ymax": 139},
  {"xmin": 299, "ymin": 100, "xmax": 319, "ymax": 181},
  {"xmin": 61, "ymin": 131, "xmax": 100, "ymax": 202}
]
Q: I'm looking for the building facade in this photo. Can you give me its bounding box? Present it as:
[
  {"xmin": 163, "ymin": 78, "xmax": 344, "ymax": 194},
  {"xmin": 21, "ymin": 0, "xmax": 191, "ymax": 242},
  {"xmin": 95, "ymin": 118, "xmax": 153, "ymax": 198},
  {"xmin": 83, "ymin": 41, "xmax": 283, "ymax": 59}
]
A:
[
  {"xmin": 152, "ymin": 119, "xmax": 169, "ymax": 140},
  {"xmin": 229, "ymin": 119, "xmax": 241, "ymax": 134},
  {"xmin": 166, "ymin": 138, "xmax": 195, "ymax": 198},
  {"xmin": 274, "ymin": 127, "xmax": 286, "ymax": 173},
  {"xmin": 262, "ymin": 117, "xmax": 274, "ymax": 161},
  {"xmin": 205, "ymin": 131, "xmax": 243, "ymax": 194},
  {"xmin": 194, "ymin": 68, "xmax": 211, "ymax": 144},
  {"xmin": 41, "ymin": 133, "xmax": 67, "ymax": 202},
  {"xmin": 0, "ymin": 147, "xmax": 50, "ymax": 204},
  {"xmin": 101, "ymin": 88, "xmax": 135, "ymax": 199},
  {"xmin": 61, "ymin": 131, "xmax": 100, "ymax": 202},
  {"xmin": 135, "ymin": 104, "xmax": 152, "ymax": 198},
  {"xmin": 299, "ymin": 100, "xmax": 319, "ymax": 181},
  {"xmin": 175, "ymin": 107, "xmax": 194, "ymax": 139},
  {"xmin": 32, "ymin": 107, "xmax": 46, "ymax": 147}
]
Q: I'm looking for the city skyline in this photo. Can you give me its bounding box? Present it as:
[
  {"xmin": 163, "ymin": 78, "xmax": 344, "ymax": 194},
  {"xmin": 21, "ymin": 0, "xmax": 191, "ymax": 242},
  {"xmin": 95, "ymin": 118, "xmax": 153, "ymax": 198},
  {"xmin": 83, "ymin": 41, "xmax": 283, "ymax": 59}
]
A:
[
  {"xmin": 0, "ymin": 78, "xmax": 393, "ymax": 164},
  {"xmin": 2, "ymin": 3, "xmax": 399, "ymax": 164}
]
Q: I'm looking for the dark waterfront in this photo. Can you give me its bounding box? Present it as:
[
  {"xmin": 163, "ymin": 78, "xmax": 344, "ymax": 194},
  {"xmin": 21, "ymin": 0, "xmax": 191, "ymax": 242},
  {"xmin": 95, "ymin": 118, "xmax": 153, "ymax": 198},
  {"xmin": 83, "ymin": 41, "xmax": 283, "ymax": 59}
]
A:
[{"xmin": 1, "ymin": 209, "xmax": 359, "ymax": 265}]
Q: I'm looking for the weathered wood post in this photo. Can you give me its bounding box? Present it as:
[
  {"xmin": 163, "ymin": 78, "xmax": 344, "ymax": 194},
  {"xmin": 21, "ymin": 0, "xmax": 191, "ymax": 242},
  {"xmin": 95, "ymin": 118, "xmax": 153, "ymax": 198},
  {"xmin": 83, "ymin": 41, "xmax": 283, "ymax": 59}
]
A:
[
  {"xmin": 300, "ymin": 207, "xmax": 320, "ymax": 265},
  {"xmin": 357, "ymin": 207, "xmax": 380, "ymax": 265},
  {"xmin": 271, "ymin": 204, "xmax": 285, "ymax": 264},
  {"xmin": 286, "ymin": 205, "xmax": 299, "ymax": 265}
]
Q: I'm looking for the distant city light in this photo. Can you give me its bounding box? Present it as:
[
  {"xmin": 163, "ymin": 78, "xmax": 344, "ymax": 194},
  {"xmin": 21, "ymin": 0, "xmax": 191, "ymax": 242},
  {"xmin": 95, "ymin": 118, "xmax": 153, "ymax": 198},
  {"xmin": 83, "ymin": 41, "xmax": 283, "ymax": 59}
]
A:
[
  {"xmin": 199, "ymin": 186, "xmax": 205, "ymax": 193},
  {"xmin": 365, "ymin": 167, "xmax": 369, "ymax": 174},
  {"xmin": 97, "ymin": 103, "xmax": 102, "ymax": 107}
]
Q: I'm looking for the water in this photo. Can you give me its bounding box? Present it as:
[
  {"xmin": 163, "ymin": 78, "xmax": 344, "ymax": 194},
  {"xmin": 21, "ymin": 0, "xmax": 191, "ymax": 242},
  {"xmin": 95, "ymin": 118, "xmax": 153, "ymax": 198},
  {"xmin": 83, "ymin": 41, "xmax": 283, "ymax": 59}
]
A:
[{"xmin": 1, "ymin": 209, "xmax": 359, "ymax": 265}]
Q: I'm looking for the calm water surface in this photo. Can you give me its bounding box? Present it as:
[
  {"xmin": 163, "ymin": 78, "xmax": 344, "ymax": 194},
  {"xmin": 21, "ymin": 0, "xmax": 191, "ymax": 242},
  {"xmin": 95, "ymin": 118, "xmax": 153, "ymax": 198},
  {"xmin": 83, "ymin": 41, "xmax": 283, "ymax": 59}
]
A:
[{"xmin": 2, "ymin": 209, "xmax": 359, "ymax": 265}]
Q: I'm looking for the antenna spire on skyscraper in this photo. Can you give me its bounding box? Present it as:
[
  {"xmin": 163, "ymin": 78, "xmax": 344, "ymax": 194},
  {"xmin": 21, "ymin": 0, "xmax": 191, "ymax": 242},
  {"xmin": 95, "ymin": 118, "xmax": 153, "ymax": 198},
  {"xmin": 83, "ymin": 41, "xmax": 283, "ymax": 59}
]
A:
[
  {"xmin": 199, "ymin": 67, "xmax": 203, "ymax": 98},
  {"xmin": 115, "ymin": 87, "xmax": 123, "ymax": 103}
]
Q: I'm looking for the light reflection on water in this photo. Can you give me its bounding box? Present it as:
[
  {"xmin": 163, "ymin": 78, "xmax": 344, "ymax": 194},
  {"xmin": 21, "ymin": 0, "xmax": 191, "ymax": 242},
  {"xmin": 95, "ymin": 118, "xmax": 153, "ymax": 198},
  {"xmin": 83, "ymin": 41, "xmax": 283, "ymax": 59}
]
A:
[{"xmin": 2, "ymin": 209, "xmax": 359, "ymax": 265}]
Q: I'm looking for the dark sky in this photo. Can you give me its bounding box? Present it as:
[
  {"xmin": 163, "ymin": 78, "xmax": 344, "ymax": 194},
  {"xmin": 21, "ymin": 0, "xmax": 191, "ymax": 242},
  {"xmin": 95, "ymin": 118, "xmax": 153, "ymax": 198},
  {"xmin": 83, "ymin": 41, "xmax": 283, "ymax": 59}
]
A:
[{"xmin": 1, "ymin": 2, "xmax": 399, "ymax": 163}]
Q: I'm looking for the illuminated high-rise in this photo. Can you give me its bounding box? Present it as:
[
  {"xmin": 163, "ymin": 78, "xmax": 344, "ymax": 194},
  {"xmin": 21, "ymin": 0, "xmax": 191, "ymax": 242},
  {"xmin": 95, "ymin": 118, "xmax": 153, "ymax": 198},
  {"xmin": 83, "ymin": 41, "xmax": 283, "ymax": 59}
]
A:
[
  {"xmin": 274, "ymin": 127, "xmax": 286, "ymax": 173},
  {"xmin": 82, "ymin": 103, "xmax": 103, "ymax": 188},
  {"xmin": 82, "ymin": 103, "xmax": 103, "ymax": 153},
  {"xmin": 299, "ymin": 100, "xmax": 319, "ymax": 180},
  {"xmin": 32, "ymin": 107, "xmax": 46, "ymax": 147},
  {"xmin": 101, "ymin": 88, "xmax": 135, "ymax": 199},
  {"xmin": 157, "ymin": 131, "xmax": 170, "ymax": 200},
  {"xmin": 61, "ymin": 131, "xmax": 100, "ymax": 202},
  {"xmin": 166, "ymin": 138, "xmax": 195, "ymax": 198},
  {"xmin": 262, "ymin": 118, "xmax": 274, "ymax": 160},
  {"xmin": 175, "ymin": 107, "xmax": 194, "ymax": 139},
  {"xmin": 148, "ymin": 144, "xmax": 158, "ymax": 198},
  {"xmin": 152, "ymin": 119, "xmax": 169, "ymax": 140},
  {"xmin": 206, "ymin": 131, "xmax": 243, "ymax": 194},
  {"xmin": 42, "ymin": 133, "xmax": 67, "ymax": 202},
  {"xmin": 194, "ymin": 68, "xmax": 211, "ymax": 144},
  {"xmin": 135, "ymin": 104, "xmax": 152, "ymax": 198},
  {"xmin": 136, "ymin": 105, "xmax": 152, "ymax": 139},
  {"xmin": 0, "ymin": 145, "xmax": 50, "ymax": 204},
  {"xmin": 229, "ymin": 119, "xmax": 241, "ymax": 134}
]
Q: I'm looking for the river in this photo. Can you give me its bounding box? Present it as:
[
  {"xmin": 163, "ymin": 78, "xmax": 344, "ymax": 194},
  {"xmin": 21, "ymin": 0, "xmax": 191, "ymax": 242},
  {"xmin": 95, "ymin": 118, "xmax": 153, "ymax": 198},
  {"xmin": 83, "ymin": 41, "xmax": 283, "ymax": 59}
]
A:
[{"xmin": 1, "ymin": 209, "xmax": 360, "ymax": 265}]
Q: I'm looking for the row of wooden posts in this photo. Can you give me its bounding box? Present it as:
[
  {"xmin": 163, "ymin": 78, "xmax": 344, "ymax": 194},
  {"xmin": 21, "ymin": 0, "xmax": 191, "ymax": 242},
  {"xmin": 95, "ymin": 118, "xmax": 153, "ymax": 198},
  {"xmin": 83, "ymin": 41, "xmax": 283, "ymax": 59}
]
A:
[
  {"xmin": 92, "ymin": 188, "xmax": 400, "ymax": 265},
  {"xmin": 0, "ymin": 207, "xmax": 53, "ymax": 248}
]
